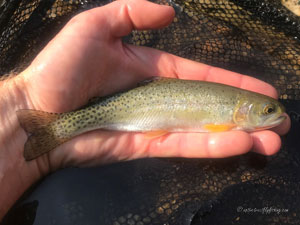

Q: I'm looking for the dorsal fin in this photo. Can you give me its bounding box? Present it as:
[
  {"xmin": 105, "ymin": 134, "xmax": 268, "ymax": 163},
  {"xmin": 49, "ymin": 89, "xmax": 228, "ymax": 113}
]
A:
[{"xmin": 137, "ymin": 76, "xmax": 164, "ymax": 87}]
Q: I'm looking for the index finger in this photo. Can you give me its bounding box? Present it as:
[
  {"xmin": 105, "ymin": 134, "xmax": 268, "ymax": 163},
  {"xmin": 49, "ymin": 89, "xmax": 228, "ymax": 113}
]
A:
[
  {"xmin": 175, "ymin": 58, "xmax": 279, "ymax": 99},
  {"xmin": 128, "ymin": 46, "xmax": 278, "ymax": 99}
]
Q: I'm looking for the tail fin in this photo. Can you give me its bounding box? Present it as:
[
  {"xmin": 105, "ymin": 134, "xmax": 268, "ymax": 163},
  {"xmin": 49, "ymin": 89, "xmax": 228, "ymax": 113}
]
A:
[{"xmin": 16, "ymin": 109, "xmax": 67, "ymax": 161}]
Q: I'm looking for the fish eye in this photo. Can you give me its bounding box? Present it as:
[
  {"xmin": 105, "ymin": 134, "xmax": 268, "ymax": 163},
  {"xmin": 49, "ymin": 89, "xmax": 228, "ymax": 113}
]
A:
[{"xmin": 263, "ymin": 104, "xmax": 275, "ymax": 114}]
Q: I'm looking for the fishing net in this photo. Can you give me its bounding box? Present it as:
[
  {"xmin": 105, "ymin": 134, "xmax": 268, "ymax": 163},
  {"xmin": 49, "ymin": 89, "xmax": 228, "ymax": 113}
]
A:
[{"xmin": 1, "ymin": 0, "xmax": 300, "ymax": 224}]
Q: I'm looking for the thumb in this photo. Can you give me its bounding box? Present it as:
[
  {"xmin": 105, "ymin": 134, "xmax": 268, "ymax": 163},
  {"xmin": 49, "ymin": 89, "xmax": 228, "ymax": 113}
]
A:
[
  {"xmin": 70, "ymin": 0, "xmax": 175, "ymax": 39},
  {"xmin": 112, "ymin": 0, "xmax": 175, "ymax": 36}
]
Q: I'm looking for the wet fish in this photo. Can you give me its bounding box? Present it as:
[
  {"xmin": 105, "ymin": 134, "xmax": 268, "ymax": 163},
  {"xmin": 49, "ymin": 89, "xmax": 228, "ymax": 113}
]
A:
[{"xmin": 17, "ymin": 77, "xmax": 286, "ymax": 161}]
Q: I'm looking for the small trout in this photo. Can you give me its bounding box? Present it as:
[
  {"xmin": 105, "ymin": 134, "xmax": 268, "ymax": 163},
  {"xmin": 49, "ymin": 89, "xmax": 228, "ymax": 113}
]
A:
[{"xmin": 17, "ymin": 77, "xmax": 286, "ymax": 160}]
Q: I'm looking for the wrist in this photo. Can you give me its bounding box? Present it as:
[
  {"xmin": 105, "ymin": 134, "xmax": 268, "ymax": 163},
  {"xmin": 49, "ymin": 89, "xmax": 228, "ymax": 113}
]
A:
[{"xmin": 0, "ymin": 73, "xmax": 49, "ymax": 219}]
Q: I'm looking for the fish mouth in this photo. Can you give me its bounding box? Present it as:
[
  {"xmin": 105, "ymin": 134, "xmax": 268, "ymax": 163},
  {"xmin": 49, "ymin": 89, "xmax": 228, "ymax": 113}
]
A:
[{"xmin": 262, "ymin": 114, "xmax": 287, "ymax": 129}]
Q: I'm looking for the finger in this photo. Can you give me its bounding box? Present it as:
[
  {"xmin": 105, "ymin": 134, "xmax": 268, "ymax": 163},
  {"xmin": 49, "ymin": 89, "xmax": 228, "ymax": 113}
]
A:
[
  {"xmin": 50, "ymin": 130, "xmax": 253, "ymax": 167},
  {"xmin": 71, "ymin": 0, "xmax": 175, "ymax": 39},
  {"xmin": 250, "ymin": 130, "xmax": 281, "ymax": 155},
  {"xmin": 146, "ymin": 131, "xmax": 253, "ymax": 158},
  {"xmin": 127, "ymin": 45, "xmax": 278, "ymax": 99},
  {"xmin": 112, "ymin": 0, "xmax": 175, "ymax": 34}
]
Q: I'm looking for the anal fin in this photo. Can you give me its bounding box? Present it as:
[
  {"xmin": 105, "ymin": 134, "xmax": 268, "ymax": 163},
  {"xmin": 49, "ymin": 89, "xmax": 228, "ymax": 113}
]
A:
[
  {"xmin": 204, "ymin": 124, "xmax": 236, "ymax": 132},
  {"xmin": 144, "ymin": 130, "xmax": 169, "ymax": 139}
]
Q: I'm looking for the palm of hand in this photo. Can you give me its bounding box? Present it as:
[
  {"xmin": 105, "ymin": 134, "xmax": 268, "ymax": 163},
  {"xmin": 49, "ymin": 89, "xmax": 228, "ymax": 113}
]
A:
[{"xmin": 19, "ymin": 0, "xmax": 290, "ymax": 168}]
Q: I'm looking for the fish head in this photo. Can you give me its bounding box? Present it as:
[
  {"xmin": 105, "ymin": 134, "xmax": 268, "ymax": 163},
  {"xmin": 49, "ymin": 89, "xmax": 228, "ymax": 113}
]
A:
[{"xmin": 233, "ymin": 96, "xmax": 286, "ymax": 131}]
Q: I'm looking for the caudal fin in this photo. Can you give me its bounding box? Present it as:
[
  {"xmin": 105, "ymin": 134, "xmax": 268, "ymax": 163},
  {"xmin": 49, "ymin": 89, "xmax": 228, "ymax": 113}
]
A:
[{"xmin": 16, "ymin": 109, "xmax": 67, "ymax": 161}]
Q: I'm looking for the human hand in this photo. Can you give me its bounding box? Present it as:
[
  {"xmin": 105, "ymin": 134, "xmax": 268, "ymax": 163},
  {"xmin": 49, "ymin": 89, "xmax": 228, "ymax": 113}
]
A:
[{"xmin": 17, "ymin": 0, "xmax": 290, "ymax": 170}]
